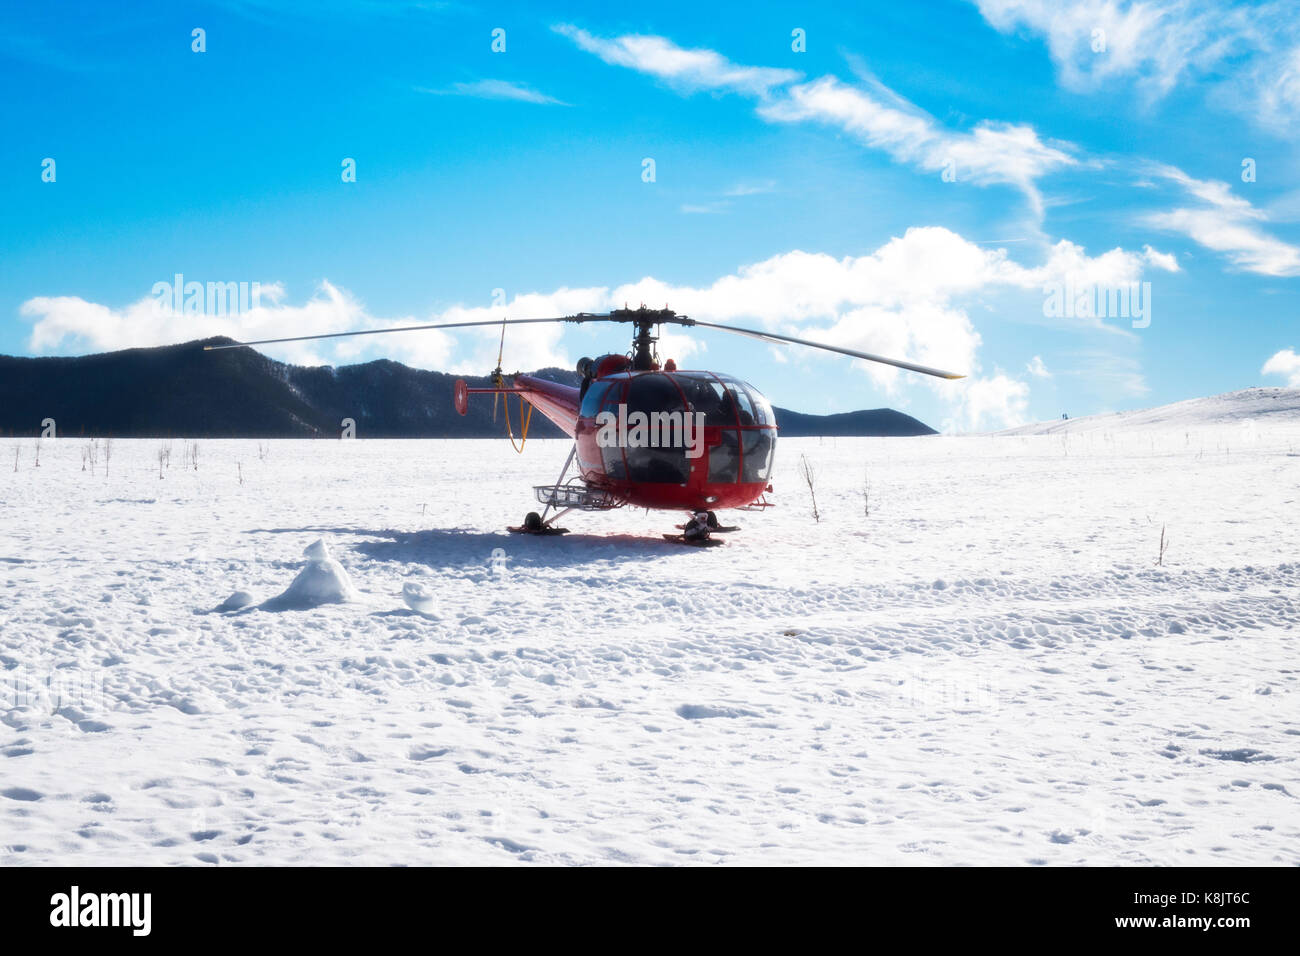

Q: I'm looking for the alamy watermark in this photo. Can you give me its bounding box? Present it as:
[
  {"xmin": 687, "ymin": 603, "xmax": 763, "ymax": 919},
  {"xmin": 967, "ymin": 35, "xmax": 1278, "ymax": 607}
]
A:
[
  {"xmin": 1043, "ymin": 280, "xmax": 1152, "ymax": 329},
  {"xmin": 4, "ymin": 665, "xmax": 108, "ymax": 714},
  {"xmin": 595, "ymin": 404, "xmax": 706, "ymax": 458},
  {"xmin": 151, "ymin": 273, "xmax": 263, "ymax": 316},
  {"xmin": 50, "ymin": 887, "xmax": 151, "ymax": 936}
]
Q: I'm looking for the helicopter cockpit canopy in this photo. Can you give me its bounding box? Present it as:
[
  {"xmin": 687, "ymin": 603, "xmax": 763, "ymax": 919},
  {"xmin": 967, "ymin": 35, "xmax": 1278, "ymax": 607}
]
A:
[{"xmin": 580, "ymin": 370, "xmax": 775, "ymax": 485}]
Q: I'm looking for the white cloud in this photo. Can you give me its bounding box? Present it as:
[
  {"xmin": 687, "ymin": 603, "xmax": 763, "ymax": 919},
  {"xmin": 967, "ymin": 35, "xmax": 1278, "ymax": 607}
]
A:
[
  {"xmin": 1142, "ymin": 164, "xmax": 1300, "ymax": 277},
  {"xmin": 607, "ymin": 228, "xmax": 1163, "ymax": 336},
  {"xmin": 974, "ymin": 0, "xmax": 1220, "ymax": 93},
  {"xmin": 972, "ymin": 0, "xmax": 1300, "ymax": 133},
  {"xmin": 607, "ymin": 226, "xmax": 1166, "ymax": 425},
  {"xmin": 552, "ymin": 24, "xmax": 800, "ymax": 97},
  {"xmin": 757, "ymin": 75, "xmax": 1077, "ymax": 215},
  {"xmin": 1151, "ymin": 164, "xmax": 1258, "ymax": 218},
  {"xmin": 19, "ymin": 226, "xmax": 1169, "ymax": 432},
  {"xmin": 1146, "ymin": 208, "xmax": 1300, "ymax": 276},
  {"xmin": 1027, "ymin": 355, "xmax": 1051, "ymax": 377},
  {"xmin": 21, "ymin": 281, "xmax": 375, "ymax": 369},
  {"xmin": 18, "ymin": 281, "xmax": 605, "ymax": 375},
  {"xmin": 724, "ymin": 180, "xmax": 776, "ymax": 197},
  {"xmin": 1252, "ymin": 44, "xmax": 1300, "ymax": 133},
  {"xmin": 557, "ymin": 25, "xmax": 1077, "ymax": 215},
  {"xmin": 948, "ymin": 374, "xmax": 1030, "ymax": 431},
  {"xmin": 1262, "ymin": 348, "xmax": 1300, "ymax": 386},
  {"xmin": 417, "ymin": 79, "xmax": 568, "ymax": 105},
  {"xmin": 1026, "ymin": 236, "xmax": 1178, "ymax": 300},
  {"xmin": 1140, "ymin": 244, "xmax": 1178, "ymax": 272}
]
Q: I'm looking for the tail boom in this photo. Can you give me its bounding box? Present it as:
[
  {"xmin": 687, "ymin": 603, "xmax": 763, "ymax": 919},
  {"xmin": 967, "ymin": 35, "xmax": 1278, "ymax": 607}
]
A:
[{"xmin": 454, "ymin": 374, "xmax": 580, "ymax": 438}]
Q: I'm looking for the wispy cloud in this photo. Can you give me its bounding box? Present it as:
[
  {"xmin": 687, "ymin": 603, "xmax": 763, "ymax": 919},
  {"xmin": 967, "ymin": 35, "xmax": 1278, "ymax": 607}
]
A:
[
  {"xmin": 680, "ymin": 180, "xmax": 777, "ymax": 215},
  {"xmin": 552, "ymin": 24, "xmax": 800, "ymax": 97},
  {"xmin": 724, "ymin": 180, "xmax": 777, "ymax": 197},
  {"xmin": 417, "ymin": 79, "xmax": 568, "ymax": 105},
  {"xmin": 556, "ymin": 25, "xmax": 1078, "ymax": 216},
  {"xmin": 1058, "ymin": 349, "xmax": 1149, "ymax": 398},
  {"xmin": 972, "ymin": 0, "xmax": 1300, "ymax": 134},
  {"xmin": 757, "ymin": 75, "xmax": 1077, "ymax": 216},
  {"xmin": 1142, "ymin": 164, "xmax": 1300, "ymax": 277}
]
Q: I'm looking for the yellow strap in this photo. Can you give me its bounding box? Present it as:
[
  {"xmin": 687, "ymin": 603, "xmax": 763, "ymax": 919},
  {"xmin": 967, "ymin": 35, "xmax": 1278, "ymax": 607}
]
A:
[{"xmin": 502, "ymin": 391, "xmax": 532, "ymax": 453}]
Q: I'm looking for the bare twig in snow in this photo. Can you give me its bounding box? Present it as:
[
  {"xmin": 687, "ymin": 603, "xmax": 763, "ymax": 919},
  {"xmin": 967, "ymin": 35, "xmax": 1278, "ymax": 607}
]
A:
[{"xmin": 798, "ymin": 454, "xmax": 820, "ymax": 523}]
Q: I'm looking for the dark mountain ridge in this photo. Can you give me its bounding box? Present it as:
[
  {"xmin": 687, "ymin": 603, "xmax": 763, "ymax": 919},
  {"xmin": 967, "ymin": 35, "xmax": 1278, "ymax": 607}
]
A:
[{"xmin": 0, "ymin": 338, "xmax": 938, "ymax": 438}]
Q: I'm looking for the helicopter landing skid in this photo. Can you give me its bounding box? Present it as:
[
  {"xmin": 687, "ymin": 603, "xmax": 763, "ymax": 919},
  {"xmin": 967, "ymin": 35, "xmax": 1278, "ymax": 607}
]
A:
[
  {"xmin": 508, "ymin": 445, "xmax": 586, "ymax": 536},
  {"xmin": 508, "ymin": 522, "xmax": 569, "ymax": 536},
  {"xmin": 662, "ymin": 533, "xmax": 724, "ymax": 548},
  {"xmin": 675, "ymin": 511, "xmax": 739, "ymax": 533}
]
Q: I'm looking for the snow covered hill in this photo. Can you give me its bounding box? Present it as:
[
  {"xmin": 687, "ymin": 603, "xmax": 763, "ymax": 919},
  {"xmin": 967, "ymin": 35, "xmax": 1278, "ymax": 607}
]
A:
[{"xmin": 997, "ymin": 387, "xmax": 1300, "ymax": 436}]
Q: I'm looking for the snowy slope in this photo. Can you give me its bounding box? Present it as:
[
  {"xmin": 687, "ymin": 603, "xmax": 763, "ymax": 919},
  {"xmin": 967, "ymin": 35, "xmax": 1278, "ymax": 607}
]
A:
[
  {"xmin": 1, "ymin": 425, "xmax": 1298, "ymax": 865},
  {"xmin": 997, "ymin": 387, "xmax": 1300, "ymax": 436}
]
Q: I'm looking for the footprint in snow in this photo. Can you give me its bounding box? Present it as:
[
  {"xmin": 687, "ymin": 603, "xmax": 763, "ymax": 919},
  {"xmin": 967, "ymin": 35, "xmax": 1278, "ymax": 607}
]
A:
[
  {"xmin": 676, "ymin": 704, "xmax": 758, "ymax": 720},
  {"xmin": 1201, "ymin": 748, "xmax": 1274, "ymax": 763},
  {"xmin": 1, "ymin": 787, "xmax": 43, "ymax": 802}
]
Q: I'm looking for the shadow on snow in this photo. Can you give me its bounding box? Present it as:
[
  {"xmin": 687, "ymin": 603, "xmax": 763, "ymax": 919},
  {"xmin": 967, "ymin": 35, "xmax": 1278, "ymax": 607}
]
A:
[{"xmin": 245, "ymin": 526, "xmax": 704, "ymax": 570}]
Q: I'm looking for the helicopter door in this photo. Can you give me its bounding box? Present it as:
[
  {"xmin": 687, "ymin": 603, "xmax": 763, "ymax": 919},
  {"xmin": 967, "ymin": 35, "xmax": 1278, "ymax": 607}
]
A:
[
  {"xmin": 597, "ymin": 379, "xmax": 627, "ymax": 479},
  {"xmin": 740, "ymin": 428, "xmax": 775, "ymax": 482},
  {"xmin": 707, "ymin": 429, "xmax": 740, "ymax": 483}
]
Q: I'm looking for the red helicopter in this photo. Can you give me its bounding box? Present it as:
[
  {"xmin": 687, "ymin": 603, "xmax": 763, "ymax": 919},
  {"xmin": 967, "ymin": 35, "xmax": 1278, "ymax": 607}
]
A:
[{"xmin": 207, "ymin": 307, "xmax": 962, "ymax": 542}]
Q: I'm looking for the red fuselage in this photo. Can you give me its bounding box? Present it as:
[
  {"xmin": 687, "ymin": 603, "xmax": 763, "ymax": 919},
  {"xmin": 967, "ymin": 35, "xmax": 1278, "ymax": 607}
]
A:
[{"xmin": 504, "ymin": 369, "xmax": 777, "ymax": 512}]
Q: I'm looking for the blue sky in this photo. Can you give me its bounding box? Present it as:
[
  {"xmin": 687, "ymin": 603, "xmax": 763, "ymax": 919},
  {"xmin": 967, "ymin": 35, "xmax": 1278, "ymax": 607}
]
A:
[{"xmin": 3, "ymin": 0, "xmax": 1298, "ymax": 430}]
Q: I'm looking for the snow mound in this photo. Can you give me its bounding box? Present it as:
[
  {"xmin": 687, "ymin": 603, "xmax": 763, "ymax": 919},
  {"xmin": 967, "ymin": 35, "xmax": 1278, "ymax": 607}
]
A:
[
  {"xmin": 271, "ymin": 539, "xmax": 358, "ymax": 608},
  {"xmin": 216, "ymin": 590, "xmax": 256, "ymax": 612},
  {"xmin": 401, "ymin": 581, "xmax": 437, "ymax": 616},
  {"xmin": 996, "ymin": 387, "xmax": 1300, "ymax": 435}
]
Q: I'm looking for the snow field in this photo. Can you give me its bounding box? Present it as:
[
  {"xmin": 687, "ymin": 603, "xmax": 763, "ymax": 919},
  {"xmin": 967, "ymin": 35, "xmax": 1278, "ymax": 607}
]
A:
[{"xmin": 1, "ymin": 421, "xmax": 1297, "ymax": 864}]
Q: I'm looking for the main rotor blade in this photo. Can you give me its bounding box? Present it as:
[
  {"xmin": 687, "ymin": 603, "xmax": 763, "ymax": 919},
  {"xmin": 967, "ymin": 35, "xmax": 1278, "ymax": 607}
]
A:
[
  {"xmin": 201, "ymin": 306, "xmax": 965, "ymax": 379},
  {"xmin": 201, "ymin": 315, "xmax": 600, "ymax": 351},
  {"xmin": 686, "ymin": 319, "xmax": 965, "ymax": 380}
]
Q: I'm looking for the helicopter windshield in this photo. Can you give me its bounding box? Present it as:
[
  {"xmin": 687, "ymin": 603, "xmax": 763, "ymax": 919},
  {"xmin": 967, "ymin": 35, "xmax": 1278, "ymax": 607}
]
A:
[
  {"xmin": 672, "ymin": 372, "xmax": 776, "ymax": 484},
  {"xmin": 666, "ymin": 372, "xmax": 736, "ymax": 426},
  {"xmin": 579, "ymin": 379, "xmax": 615, "ymax": 418},
  {"xmin": 717, "ymin": 376, "xmax": 773, "ymax": 426},
  {"xmin": 626, "ymin": 372, "xmax": 686, "ymax": 417},
  {"xmin": 584, "ymin": 371, "xmax": 775, "ymax": 485}
]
